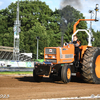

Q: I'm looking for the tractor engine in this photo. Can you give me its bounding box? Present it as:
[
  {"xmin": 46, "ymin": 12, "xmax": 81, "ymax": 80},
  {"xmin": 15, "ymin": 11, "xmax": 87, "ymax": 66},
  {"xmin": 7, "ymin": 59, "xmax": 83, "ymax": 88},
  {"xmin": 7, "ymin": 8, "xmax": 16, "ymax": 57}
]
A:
[{"xmin": 44, "ymin": 44, "xmax": 74, "ymax": 64}]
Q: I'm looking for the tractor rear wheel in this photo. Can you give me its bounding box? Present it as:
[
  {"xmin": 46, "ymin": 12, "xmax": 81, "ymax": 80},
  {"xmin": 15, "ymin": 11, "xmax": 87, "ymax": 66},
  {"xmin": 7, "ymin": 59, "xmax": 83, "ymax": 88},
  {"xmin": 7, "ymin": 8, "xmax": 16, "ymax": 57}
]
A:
[
  {"xmin": 82, "ymin": 47, "xmax": 100, "ymax": 84},
  {"xmin": 61, "ymin": 64, "xmax": 71, "ymax": 83},
  {"xmin": 33, "ymin": 68, "xmax": 43, "ymax": 82}
]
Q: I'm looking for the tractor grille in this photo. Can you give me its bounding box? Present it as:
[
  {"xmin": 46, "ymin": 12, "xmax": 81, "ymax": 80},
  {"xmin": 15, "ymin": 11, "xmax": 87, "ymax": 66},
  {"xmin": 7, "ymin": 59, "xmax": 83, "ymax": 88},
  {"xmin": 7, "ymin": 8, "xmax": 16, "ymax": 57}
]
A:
[
  {"xmin": 45, "ymin": 49, "xmax": 56, "ymax": 54},
  {"xmin": 65, "ymin": 54, "xmax": 74, "ymax": 58},
  {"xmin": 46, "ymin": 59, "xmax": 57, "ymax": 63}
]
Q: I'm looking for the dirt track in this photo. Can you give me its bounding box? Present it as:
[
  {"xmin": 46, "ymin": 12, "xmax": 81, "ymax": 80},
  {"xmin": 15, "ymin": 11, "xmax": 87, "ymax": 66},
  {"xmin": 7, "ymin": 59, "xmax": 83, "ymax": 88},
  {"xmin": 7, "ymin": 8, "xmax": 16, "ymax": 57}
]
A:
[{"xmin": 0, "ymin": 75, "xmax": 100, "ymax": 100}]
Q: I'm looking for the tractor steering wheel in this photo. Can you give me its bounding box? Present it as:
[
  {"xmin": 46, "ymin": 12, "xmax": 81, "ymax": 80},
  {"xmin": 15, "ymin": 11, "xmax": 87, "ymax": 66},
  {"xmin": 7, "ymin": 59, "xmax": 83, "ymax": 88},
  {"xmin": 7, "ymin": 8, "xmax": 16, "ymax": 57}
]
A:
[{"xmin": 64, "ymin": 42, "xmax": 68, "ymax": 46}]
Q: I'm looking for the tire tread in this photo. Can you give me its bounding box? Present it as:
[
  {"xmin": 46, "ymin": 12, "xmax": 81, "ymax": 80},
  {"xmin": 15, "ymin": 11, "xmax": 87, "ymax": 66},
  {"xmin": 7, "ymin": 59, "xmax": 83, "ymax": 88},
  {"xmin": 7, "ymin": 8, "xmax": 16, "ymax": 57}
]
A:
[{"xmin": 82, "ymin": 47, "xmax": 100, "ymax": 83}]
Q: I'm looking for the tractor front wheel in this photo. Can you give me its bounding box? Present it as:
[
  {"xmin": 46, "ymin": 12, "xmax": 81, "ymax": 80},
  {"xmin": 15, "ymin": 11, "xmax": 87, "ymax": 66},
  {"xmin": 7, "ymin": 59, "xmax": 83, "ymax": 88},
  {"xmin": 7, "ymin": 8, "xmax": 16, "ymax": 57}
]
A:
[
  {"xmin": 33, "ymin": 68, "xmax": 43, "ymax": 82},
  {"xmin": 61, "ymin": 65, "xmax": 71, "ymax": 83}
]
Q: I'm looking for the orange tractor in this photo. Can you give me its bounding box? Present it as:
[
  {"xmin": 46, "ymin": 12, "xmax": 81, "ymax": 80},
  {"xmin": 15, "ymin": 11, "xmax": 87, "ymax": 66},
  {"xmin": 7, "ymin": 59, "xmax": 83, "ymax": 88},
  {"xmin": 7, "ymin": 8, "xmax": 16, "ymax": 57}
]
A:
[{"xmin": 33, "ymin": 4, "xmax": 100, "ymax": 84}]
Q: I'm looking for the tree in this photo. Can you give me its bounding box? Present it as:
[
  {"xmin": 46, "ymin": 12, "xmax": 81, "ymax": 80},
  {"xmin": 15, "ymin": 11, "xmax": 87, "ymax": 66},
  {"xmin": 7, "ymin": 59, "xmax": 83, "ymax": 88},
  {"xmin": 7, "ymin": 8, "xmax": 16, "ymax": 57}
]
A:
[
  {"xmin": 92, "ymin": 30, "xmax": 100, "ymax": 47},
  {"xmin": 0, "ymin": 9, "xmax": 9, "ymax": 46},
  {"xmin": 1, "ymin": 1, "xmax": 99, "ymax": 59},
  {"xmin": 0, "ymin": 0, "xmax": 61, "ymax": 56},
  {"xmin": 54, "ymin": 5, "xmax": 88, "ymax": 45}
]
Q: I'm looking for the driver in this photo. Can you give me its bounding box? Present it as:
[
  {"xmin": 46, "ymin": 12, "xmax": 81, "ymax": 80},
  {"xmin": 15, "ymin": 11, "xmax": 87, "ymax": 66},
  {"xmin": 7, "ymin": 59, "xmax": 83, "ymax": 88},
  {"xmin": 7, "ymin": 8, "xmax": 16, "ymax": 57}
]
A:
[{"xmin": 72, "ymin": 35, "xmax": 81, "ymax": 66}]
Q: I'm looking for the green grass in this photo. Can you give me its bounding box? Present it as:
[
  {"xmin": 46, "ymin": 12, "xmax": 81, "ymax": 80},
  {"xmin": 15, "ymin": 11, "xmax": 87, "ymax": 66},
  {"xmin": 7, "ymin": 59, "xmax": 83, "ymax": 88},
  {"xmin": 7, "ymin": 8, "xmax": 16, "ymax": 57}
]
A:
[
  {"xmin": 33, "ymin": 59, "xmax": 44, "ymax": 62},
  {"xmin": 0, "ymin": 71, "xmax": 33, "ymax": 75}
]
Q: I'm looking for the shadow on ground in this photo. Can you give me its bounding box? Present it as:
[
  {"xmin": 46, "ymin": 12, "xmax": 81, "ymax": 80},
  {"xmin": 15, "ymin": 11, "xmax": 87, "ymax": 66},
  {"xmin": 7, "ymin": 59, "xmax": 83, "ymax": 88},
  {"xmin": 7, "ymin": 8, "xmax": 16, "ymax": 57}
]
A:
[
  {"xmin": 15, "ymin": 76, "xmax": 53, "ymax": 83},
  {"xmin": 15, "ymin": 76, "xmax": 86, "ymax": 84}
]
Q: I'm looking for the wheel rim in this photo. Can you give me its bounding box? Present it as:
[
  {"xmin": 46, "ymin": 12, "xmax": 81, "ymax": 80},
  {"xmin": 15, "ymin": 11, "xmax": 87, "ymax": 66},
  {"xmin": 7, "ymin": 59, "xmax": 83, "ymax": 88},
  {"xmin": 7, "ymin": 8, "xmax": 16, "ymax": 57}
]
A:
[
  {"xmin": 67, "ymin": 68, "xmax": 71, "ymax": 79},
  {"xmin": 95, "ymin": 55, "xmax": 100, "ymax": 78}
]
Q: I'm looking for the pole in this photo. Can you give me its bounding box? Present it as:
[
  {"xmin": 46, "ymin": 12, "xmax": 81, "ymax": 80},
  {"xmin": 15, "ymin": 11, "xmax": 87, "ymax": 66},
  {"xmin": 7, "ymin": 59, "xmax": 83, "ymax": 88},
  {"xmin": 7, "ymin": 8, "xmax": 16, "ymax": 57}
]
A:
[
  {"xmin": 95, "ymin": 11, "xmax": 97, "ymax": 21},
  {"xmin": 61, "ymin": 35, "xmax": 63, "ymax": 47},
  {"xmin": 90, "ymin": 13, "xmax": 92, "ymax": 32},
  {"xmin": 37, "ymin": 39, "xmax": 38, "ymax": 60},
  {"xmin": 17, "ymin": 0, "xmax": 19, "ymax": 61},
  {"xmin": 13, "ymin": 0, "xmax": 20, "ymax": 61}
]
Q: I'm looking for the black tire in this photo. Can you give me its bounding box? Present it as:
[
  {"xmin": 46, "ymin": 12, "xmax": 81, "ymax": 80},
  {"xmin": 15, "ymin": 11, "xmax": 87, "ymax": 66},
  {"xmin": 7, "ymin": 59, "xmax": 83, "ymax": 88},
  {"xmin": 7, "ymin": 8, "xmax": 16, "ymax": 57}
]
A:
[
  {"xmin": 82, "ymin": 47, "xmax": 100, "ymax": 84},
  {"xmin": 49, "ymin": 73, "xmax": 56, "ymax": 81},
  {"xmin": 61, "ymin": 64, "xmax": 71, "ymax": 83},
  {"xmin": 50, "ymin": 73, "xmax": 61, "ymax": 82},
  {"xmin": 33, "ymin": 68, "xmax": 43, "ymax": 82},
  {"xmin": 50, "ymin": 67, "xmax": 61, "ymax": 82}
]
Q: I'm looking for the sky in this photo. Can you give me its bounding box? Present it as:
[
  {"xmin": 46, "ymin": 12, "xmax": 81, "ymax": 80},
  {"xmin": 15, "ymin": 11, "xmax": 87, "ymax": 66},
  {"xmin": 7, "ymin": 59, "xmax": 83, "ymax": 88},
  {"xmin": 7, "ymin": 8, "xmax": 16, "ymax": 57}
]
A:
[{"xmin": 0, "ymin": 0, "xmax": 100, "ymax": 31}]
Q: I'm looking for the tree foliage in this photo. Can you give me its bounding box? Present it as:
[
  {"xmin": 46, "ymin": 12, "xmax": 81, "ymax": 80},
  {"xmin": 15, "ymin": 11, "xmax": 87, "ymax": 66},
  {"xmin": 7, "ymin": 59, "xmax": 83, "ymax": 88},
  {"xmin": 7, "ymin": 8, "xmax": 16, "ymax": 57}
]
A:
[
  {"xmin": 92, "ymin": 30, "xmax": 100, "ymax": 47},
  {"xmin": 54, "ymin": 5, "xmax": 88, "ymax": 44},
  {"xmin": 0, "ymin": 0, "xmax": 60, "ymax": 55},
  {"xmin": 0, "ymin": 0, "xmax": 99, "ymax": 58}
]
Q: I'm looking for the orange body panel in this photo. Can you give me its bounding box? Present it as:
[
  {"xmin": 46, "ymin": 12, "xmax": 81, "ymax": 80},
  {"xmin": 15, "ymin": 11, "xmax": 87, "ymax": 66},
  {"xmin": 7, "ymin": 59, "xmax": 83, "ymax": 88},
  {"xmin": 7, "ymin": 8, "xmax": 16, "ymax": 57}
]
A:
[
  {"xmin": 80, "ymin": 45, "xmax": 88, "ymax": 58},
  {"xmin": 95, "ymin": 55, "xmax": 100, "ymax": 78},
  {"xmin": 80, "ymin": 45, "xmax": 92, "ymax": 59},
  {"xmin": 44, "ymin": 44, "xmax": 74, "ymax": 64}
]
